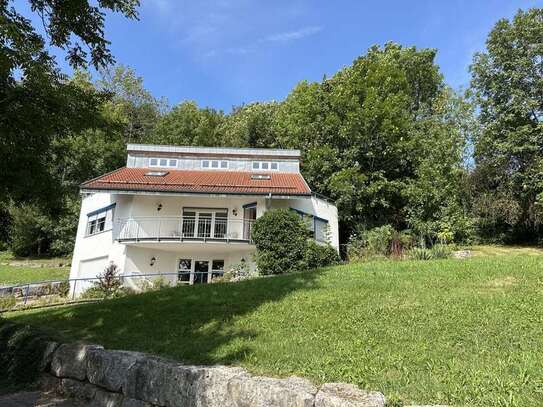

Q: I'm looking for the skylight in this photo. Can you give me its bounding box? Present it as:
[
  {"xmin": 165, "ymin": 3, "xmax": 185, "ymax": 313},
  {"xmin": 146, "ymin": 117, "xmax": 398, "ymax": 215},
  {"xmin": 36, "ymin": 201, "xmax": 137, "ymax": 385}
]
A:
[
  {"xmin": 144, "ymin": 171, "xmax": 169, "ymax": 177},
  {"xmin": 251, "ymin": 174, "xmax": 271, "ymax": 180}
]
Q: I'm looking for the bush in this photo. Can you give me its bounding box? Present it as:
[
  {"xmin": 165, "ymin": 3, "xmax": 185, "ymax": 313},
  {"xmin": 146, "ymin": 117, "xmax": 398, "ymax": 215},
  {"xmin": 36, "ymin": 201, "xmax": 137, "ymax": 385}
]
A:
[
  {"xmin": 408, "ymin": 247, "xmax": 433, "ymax": 260},
  {"xmin": 347, "ymin": 225, "xmax": 414, "ymax": 261},
  {"xmin": 304, "ymin": 240, "xmax": 340, "ymax": 269},
  {"xmin": 430, "ymin": 244, "xmax": 452, "ymax": 259},
  {"xmin": 0, "ymin": 322, "xmax": 51, "ymax": 391},
  {"xmin": 252, "ymin": 209, "xmax": 310, "ymax": 274},
  {"xmin": 95, "ymin": 262, "xmax": 122, "ymax": 297}
]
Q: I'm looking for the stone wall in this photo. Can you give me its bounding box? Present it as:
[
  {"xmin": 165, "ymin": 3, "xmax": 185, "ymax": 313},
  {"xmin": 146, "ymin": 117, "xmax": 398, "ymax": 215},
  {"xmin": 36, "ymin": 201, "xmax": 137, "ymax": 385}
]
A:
[{"xmin": 39, "ymin": 342, "xmax": 386, "ymax": 407}]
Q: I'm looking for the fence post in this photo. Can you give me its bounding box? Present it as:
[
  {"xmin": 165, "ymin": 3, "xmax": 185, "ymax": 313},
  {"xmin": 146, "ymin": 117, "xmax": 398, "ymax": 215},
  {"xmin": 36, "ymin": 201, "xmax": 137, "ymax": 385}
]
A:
[
  {"xmin": 24, "ymin": 284, "xmax": 30, "ymax": 305},
  {"xmin": 72, "ymin": 280, "xmax": 77, "ymax": 300}
]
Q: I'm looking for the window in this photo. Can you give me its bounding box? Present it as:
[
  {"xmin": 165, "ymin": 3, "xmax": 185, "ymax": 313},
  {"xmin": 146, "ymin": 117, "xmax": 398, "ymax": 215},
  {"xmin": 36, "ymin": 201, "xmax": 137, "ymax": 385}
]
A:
[
  {"xmin": 314, "ymin": 218, "xmax": 329, "ymax": 242},
  {"xmin": 202, "ymin": 159, "xmax": 228, "ymax": 169},
  {"xmin": 211, "ymin": 260, "xmax": 225, "ymax": 281},
  {"xmin": 252, "ymin": 161, "xmax": 279, "ymax": 171},
  {"xmin": 144, "ymin": 171, "xmax": 168, "ymax": 177},
  {"xmin": 251, "ymin": 174, "xmax": 271, "ymax": 180},
  {"xmin": 149, "ymin": 157, "xmax": 177, "ymax": 168},
  {"xmin": 86, "ymin": 204, "xmax": 115, "ymax": 236},
  {"xmin": 178, "ymin": 259, "xmax": 192, "ymax": 283},
  {"xmin": 290, "ymin": 208, "xmax": 329, "ymax": 243}
]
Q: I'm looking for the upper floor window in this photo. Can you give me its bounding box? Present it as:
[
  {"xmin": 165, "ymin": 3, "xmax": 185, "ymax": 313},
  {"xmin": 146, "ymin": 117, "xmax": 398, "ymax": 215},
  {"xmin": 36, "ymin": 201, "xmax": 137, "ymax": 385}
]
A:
[
  {"xmin": 252, "ymin": 161, "xmax": 279, "ymax": 171},
  {"xmin": 202, "ymin": 160, "xmax": 228, "ymax": 169},
  {"xmin": 86, "ymin": 204, "xmax": 115, "ymax": 237},
  {"xmin": 149, "ymin": 158, "xmax": 177, "ymax": 168}
]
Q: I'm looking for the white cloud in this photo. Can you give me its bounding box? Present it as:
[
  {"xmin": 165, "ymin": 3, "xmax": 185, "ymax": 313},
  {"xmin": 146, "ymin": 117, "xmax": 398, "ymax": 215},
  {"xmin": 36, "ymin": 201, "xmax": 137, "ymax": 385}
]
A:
[{"xmin": 264, "ymin": 26, "xmax": 322, "ymax": 42}]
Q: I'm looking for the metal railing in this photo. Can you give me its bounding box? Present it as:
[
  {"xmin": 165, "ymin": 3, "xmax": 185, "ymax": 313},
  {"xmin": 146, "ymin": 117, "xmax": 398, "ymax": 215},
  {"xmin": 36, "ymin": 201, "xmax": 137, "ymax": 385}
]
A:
[
  {"xmin": 115, "ymin": 216, "xmax": 254, "ymax": 242},
  {"xmin": 0, "ymin": 271, "xmax": 225, "ymax": 312}
]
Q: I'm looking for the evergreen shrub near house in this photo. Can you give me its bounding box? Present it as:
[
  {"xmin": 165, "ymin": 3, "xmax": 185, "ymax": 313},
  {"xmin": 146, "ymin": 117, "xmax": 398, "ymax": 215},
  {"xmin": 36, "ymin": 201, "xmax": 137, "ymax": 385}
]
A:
[
  {"xmin": 251, "ymin": 209, "xmax": 338, "ymax": 274},
  {"xmin": 304, "ymin": 240, "xmax": 340, "ymax": 269}
]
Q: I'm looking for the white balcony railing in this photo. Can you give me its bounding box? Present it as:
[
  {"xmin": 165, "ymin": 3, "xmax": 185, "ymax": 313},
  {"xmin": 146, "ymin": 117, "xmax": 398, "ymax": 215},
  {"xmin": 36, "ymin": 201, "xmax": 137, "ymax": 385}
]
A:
[{"xmin": 115, "ymin": 216, "xmax": 254, "ymax": 242}]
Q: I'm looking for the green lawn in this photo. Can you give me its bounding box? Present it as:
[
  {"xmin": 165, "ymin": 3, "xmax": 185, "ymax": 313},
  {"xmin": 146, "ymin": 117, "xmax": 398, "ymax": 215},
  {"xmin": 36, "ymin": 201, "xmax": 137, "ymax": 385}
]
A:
[
  {"xmin": 5, "ymin": 255, "xmax": 543, "ymax": 406},
  {"xmin": 0, "ymin": 252, "xmax": 70, "ymax": 286}
]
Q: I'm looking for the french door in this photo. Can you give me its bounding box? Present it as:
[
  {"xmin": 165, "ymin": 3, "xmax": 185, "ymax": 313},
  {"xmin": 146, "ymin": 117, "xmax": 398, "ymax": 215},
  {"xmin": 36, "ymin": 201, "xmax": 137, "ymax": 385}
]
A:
[
  {"xmin": 243, "ymin": 204, "xmax": 257, "ymax": 240},
  {"xmin": 181, "ymin": 209, "xmax": 228, "ymax": 239}
]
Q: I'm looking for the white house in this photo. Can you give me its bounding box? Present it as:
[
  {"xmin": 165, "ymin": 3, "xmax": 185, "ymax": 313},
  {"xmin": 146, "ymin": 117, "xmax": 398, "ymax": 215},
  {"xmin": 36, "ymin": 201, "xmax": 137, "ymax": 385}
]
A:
[{"xmin": 69, "ymin": 144, "xmax": 339, "ymax": 294}]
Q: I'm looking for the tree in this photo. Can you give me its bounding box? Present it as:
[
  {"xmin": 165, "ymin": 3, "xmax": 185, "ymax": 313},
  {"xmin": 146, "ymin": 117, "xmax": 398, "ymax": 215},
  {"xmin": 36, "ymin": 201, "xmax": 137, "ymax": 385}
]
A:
[
  {"xmin": 470, "ymin": 8, "xmax": 543, "ymax": 242},
  {"xmin": 0, "ymin": 0, "xmax": 140, "ymax": 208},
  {"xmin": 151, "ymin": 101, "xmax": 224, "ymax": 146},
  {"xmin": 275, "ymin": 43, "xmax": 447, "ymax": 242},
  {"xmin": 218, "ymin": 102, "xmax": 280, "ymax": 148},
  {"xmin": 97, "ymin": 65, "xmax": 166, "ymax": 143}
]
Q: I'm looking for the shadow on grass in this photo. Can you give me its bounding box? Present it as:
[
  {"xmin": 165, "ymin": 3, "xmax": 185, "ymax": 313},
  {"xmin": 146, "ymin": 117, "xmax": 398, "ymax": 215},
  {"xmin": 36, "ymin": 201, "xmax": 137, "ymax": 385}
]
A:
[{"xmin": 7, "ymin": 270, "xmax": 323, "ymax": 366}]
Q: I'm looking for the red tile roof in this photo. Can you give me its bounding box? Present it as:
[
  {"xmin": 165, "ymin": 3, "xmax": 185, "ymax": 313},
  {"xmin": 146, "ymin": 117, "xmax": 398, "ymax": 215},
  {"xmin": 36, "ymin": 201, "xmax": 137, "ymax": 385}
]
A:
[{"xmin": 81, "ymin": 167, "xmax": 312, "ymax": 196}]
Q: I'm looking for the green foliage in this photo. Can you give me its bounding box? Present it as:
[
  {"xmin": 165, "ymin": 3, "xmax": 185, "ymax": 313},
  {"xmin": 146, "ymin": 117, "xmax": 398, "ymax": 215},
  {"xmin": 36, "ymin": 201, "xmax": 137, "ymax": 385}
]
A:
[
  {"xmin": 0, "ymin": 322, "xmax": 51, "ymax": 391},
  {"xmin": 429, "ymin": 244, "xmax": 452, "ymax": 259},
  {"xmin": 151, "ymin": 101, "xmax": 224, "ymax": 146},
  {"xmin": 252, "ymin": 209, "xmax": 310, "ymax": 274},
  {"xmin": 469, "ymin": 8, "xmax": 543, "ymax": 243},
  {"xmin": 304, "ymin": 240, "xmax": 341, "ymax": 269},
  {"xmin": 408, "ymin": 247, "xmax": 433, "ymax": 260},
  {"xmin": 218, "ymin": 102, "xmax": 280, "ymax": 148},
  {"xmin": 8, "ymin": 202, "xmax": 52, "ymax": 257},
  {"xmin": 94, "ymin": 262, "xmax": 122, "ymax": 298},
  {"xmin": 8, "ymin": 255, "xmax": 543, "ymax": 406},
  {"xmin": 347, "ymin": 225, "xmax": 414, "ymax": 260}
]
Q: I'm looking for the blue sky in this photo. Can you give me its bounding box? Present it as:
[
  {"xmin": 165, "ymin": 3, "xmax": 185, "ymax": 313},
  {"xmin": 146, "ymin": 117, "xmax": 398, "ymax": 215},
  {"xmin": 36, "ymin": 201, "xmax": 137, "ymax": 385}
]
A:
[{"xmin": 20, "ymin": 0, "xmax": 543, "ymax": 112}]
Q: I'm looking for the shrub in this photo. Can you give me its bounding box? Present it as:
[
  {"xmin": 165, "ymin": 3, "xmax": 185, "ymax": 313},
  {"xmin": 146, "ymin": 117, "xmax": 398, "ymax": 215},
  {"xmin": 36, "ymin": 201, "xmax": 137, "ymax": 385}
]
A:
[
  {"xmin": 95, "ymin": 262, "xmax": 122, "ymax": 297},
  {"xmin": 252, "ymin": 209, "xmax": 310, "ymax": 274},
  {"xmin": 0, "ymin": 322, "xmax": 51, "ymax": 390},
  {"xmin": 304, "ymin": 240, "xmax": 340, "ymax": 269},
  {"xmin": 347, "ymin": 225, "xmax": 414, "ymax": 261},
  {"xmin": 430, "ymin": 244, "xmax": 452, "ymax": 259},
  {"xmin": 408, "ymin": 247, "xmax": 433, "ymax": 260}
]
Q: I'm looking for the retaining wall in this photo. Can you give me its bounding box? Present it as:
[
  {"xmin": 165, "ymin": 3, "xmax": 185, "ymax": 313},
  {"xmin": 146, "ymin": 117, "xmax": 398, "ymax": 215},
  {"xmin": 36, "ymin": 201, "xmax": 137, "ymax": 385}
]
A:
[{"xmin": 38, "ymin": 342, "xmax": 386, "ymax": 407}]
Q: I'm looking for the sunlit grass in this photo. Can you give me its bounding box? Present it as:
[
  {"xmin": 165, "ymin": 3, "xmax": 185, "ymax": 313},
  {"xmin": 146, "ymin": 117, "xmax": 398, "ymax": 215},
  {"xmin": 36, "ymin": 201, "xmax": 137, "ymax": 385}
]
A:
[{"xmin": 5, "ymin": 254, "xmax": 543, "ymax": 406}]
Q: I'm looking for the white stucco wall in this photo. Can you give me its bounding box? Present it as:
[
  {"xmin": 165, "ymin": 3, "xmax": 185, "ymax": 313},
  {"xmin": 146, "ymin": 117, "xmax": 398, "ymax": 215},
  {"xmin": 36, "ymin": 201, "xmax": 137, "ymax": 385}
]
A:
[
  {"xmin": 270, "ymin": 196, "xmax": 340, "ymax": 251},
  {"xmin": 70, "ymin": 190, "xmax": 339, "ymax": 296}
]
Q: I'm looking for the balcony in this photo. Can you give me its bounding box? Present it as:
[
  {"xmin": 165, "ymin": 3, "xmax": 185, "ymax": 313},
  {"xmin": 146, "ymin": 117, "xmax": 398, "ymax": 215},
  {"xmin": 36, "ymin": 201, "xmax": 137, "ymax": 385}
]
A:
[{"xmin": 115, "ymin": 216, "xmax": 254, "ymax": 244}]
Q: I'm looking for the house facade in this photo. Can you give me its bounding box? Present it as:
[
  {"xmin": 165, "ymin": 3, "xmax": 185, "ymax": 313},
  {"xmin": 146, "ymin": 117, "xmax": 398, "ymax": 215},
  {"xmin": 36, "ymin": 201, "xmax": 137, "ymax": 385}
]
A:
[{"xmin": 69, "ymin": 144, "xmax": 339, "ymax": 294}]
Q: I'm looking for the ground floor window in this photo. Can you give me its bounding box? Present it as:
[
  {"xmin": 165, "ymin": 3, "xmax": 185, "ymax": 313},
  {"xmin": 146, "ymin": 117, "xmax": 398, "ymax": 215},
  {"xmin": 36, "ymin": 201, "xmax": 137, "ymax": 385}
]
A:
[{"xmin": 177, "ymin": 258, "xmax": 225, "ymax": 284}]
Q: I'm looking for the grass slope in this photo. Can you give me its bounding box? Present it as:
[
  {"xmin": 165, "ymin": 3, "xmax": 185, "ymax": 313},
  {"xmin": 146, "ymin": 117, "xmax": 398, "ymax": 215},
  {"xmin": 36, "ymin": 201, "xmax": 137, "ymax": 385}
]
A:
[
  {"xmin": 0, "ymin": 252, "xmax": 70, "ymax": 286},
  {"xmin": 5, "ymin": 256, "xmax": 543, "ymax": 406}
]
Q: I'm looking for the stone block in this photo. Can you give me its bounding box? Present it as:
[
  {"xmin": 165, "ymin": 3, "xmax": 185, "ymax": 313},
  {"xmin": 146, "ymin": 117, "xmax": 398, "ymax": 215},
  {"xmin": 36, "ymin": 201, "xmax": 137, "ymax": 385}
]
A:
[
  {"xmin": 315, "ymin": 383, "xmax": 385, "ymax": 407},
  {"xmin": 87, "ymin": 349, "xmax": 146, "ymax": 393},
  {"xmin": 227, "ymin": 375, "xmax": 317, "ymax": 407},
  {"xmin": 51, "ymin": 343, "xmax": 103, "ymax": 380}
]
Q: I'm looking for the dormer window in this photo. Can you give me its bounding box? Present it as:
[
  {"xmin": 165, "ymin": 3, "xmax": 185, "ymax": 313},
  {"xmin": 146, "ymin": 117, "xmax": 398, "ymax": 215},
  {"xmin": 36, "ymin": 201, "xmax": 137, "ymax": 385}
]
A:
[
  {"xmin": 253, "ymin": 161, "xmax": 279, "ymax": 171},
  {"xmin": 202, "ymin": 160, "xmax": 228, "ymax": 169},
  {"xmin": 149, "ymin": 158, "xmax": 177, "ymax": 168}
]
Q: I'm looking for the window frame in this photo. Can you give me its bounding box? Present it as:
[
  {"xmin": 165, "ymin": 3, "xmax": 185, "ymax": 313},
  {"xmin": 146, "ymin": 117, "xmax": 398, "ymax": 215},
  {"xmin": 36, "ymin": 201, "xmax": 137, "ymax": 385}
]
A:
[
  {"xmin": 252, "ymin": 161, "xmax": 279, "ymax": 171},
  {"xmin": 290, "ymin": 208, "xmax": 329, "ymax": 242},
  {"xmin": 149, "ymin": 157, "xmax": 178, "ymax": 168},
  {"xmin": 85, "ymin": 204, "xmax": 116, "ymax": 237},
  {"xmin": 202, "ymin": 159, "xmax": 228, "ymax": 170}
]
